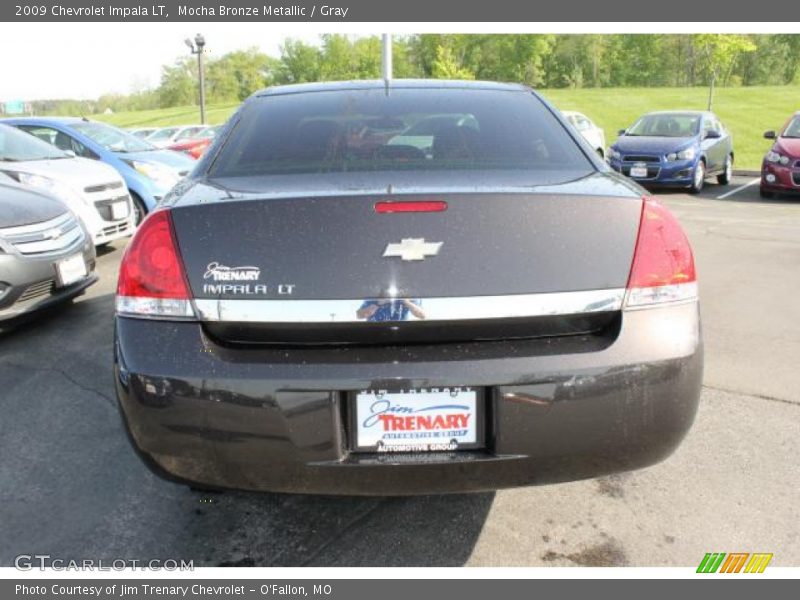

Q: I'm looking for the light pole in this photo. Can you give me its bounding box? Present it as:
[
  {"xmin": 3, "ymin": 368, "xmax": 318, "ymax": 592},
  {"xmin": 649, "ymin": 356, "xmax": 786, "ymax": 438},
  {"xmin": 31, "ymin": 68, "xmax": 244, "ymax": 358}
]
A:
[{"xmin": 185, "ymin": 33, "xmax": 206, "ymax": 125}]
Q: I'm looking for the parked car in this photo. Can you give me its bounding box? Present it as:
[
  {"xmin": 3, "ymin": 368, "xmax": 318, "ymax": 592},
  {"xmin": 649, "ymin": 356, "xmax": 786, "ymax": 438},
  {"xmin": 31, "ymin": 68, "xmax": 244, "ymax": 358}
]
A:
[
  {"xmin": 114, "ymin": 80, "xmax": 702, "ymax": 496},
  {"xmin": 608, "ymin": 110, "xmax": 734, "ymax": 193},
  {"xmin": 5, "ymin": 118, "xmax": 196, "ymax": 224},
  {"xmin": 129, "ymin": 127, "xmax": 159, "ymax": 139},
  {"xmin": 168, "ymin": 126, "xmax": 220, "ymax": 159},
  {"xmin": 146, "ymin": 125, "xmax": 206, "ymax": 149},
  {"xmin": 760, "ymin": 112, "xmax": 800, "ymax": 198},
  {"xmin": 562, "ymin": 110, "xmax": 606, "ymax": 157},
  {"xmin": 0, "ymin": 175, "xmax": 97, "ymax": 325},
  {"xmin": 0, "ymin": 123, "xmax": 134, "ymax": 246}
]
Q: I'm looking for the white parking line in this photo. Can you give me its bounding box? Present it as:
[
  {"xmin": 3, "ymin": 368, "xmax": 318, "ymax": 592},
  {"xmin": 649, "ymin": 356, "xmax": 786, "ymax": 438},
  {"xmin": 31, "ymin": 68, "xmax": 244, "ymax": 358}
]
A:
[{"xmin": 716, "ymin": 177, "xmax": 760, "ymax": 200}]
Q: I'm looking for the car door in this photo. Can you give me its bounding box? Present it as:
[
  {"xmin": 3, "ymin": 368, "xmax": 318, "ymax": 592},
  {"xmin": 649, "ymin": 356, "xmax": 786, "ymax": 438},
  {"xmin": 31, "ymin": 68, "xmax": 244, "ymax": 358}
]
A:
[
  {"xmin": 700, "ymin": 116, "xmax": 723, "ymax": 172},
  {"xmin": 714, "ymin": 116, "xmax": 733, "ymax": 164},
  {"xmin": 700, "ymin": 115, "xmax": 719, "ymax": 173}
]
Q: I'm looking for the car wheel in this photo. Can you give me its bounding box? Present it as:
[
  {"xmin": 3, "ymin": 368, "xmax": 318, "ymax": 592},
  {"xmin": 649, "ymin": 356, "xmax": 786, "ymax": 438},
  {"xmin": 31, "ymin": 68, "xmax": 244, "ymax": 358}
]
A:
[
  {"xmin": 759, "ymin": 186, "xmax": 774, "ymax": 199},
  {"xmin": 596, "ymin": 148, "xmax": 604, "ymax": 159},
  {"xmin": 717, "ymin": 155, "xmax": 733, "ymax": 185},
  {"xmin": 131, "ymin": 193, "xmax": 147, "ymax": 226},
  {"xmin": 690, "ymin": 160, "xmax": 706, "ymax": 194}
]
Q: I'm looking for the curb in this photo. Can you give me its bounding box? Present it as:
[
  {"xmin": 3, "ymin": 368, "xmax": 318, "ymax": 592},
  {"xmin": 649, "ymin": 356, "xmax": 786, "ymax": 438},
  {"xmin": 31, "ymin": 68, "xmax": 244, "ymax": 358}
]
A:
[{"xmin": 733, "ymin": 170, "xmax": 760, "ymax": 177}]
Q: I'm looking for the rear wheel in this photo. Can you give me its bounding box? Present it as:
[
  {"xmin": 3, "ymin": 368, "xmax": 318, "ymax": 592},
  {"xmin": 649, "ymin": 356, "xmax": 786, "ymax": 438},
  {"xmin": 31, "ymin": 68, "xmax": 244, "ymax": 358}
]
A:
[
  {"xmin": 690, "ymin": 160, "xmax": 706, "ymax": 194},
  {"xmin": 717, "ymin": 155, "xmax": 733, "ymax": 185},
  {"xmin": 131, "ymin": 193, "xmax": 147, "ymax": 226}
]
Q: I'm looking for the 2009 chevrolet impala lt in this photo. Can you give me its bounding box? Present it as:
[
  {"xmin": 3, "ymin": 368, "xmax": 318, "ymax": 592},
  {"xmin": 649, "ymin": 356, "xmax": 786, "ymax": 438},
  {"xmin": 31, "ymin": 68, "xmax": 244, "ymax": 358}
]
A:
[{"xmin": 114, "ymin": 80, "xmax": 702, "ymax": 495}]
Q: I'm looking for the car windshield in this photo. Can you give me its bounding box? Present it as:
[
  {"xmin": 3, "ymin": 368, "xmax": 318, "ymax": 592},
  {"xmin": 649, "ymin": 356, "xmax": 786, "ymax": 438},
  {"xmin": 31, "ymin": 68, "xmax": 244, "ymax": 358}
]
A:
[
  {"xmin": 626, "ymin": 114, "xmax": 700, "ymax": 138},
  {"xmin": 148, "ymin": 128, "xmax": 179, "ymax": 141},
  {"xmin": 781, "ymin": 116, "xmax": 800, "ymax": 138},
  {"xmin": 208, "ymin": 88, "xmax": 594, "ymax": 179},
  {"xmin": 0, "ymin": 124, "xmax": 70, "ymax": 161},
  {"xmin": 72, "ymin": 122, "xmax": 155, "ymax": 153}
]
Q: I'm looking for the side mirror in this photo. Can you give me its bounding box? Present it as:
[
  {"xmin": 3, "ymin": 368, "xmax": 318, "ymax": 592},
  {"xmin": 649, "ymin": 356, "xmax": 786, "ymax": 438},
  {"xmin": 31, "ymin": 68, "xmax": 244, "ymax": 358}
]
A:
[
  {"xmin": 704, "ymin": 129, "xmax": 722, "ymax": 140},
  {"xmin": 617, "ymin": 129, "xmax": 626, "ymax": 136},
  {"xmin": 763, "ymin": 130, "xmax": 776, "ymax": 140},
  {"xmin": 64, "ymin": 150, "xmax": 76, "ymax": 158}
]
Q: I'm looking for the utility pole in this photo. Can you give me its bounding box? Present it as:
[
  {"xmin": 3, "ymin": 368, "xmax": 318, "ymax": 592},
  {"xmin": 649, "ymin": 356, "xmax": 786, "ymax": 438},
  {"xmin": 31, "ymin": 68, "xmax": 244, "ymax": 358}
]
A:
[{"xmin": 185, "ymin": 34, "xmax": 207, "ymax": 124}]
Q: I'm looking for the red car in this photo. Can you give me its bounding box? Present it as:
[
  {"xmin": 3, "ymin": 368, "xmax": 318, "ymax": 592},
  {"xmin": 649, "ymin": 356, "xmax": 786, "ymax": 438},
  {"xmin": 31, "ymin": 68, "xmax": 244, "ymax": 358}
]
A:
[
  {"xmin": 761, "ymin": 112, "xmax": 800, "ymax": 197},
  {"xmin": 167, "ymin": 126, "xmax": 219, "ymax": 160}
]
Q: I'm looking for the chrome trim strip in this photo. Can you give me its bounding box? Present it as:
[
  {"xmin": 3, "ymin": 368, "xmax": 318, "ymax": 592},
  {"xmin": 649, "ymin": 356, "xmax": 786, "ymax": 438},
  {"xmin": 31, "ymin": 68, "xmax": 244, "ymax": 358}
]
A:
[{"xmin": 193, "ymin": 289, "xmax": 626, "ymax": 324}]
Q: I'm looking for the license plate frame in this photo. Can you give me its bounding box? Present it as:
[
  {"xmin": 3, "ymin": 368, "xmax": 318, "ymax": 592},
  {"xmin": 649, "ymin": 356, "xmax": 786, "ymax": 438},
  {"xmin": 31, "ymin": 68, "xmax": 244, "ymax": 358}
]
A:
[
  {"xmin": 55, "ymin": 254, "xmax": 87, "ymax": 287},
  {"xmin": 349, "ymin": 387, "xmax": 485, "ymax": 453}
]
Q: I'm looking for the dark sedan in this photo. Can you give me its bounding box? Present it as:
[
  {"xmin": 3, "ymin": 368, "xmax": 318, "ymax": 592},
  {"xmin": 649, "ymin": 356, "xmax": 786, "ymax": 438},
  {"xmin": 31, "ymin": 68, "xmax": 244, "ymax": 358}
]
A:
[
  {"xmin": 0, "ymin": 175, "xmax": 97, "ymax": 325},
  {"xmin": 114, "ymin": 80, "xmax": 702, "ymax": 495}
]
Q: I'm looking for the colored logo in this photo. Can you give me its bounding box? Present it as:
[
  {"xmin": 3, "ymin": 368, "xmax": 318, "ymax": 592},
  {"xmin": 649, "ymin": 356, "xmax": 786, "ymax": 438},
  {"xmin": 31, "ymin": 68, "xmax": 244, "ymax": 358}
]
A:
[{"xmin": 697, "ymin": 552, "xmax": 773, "ymax": 573}]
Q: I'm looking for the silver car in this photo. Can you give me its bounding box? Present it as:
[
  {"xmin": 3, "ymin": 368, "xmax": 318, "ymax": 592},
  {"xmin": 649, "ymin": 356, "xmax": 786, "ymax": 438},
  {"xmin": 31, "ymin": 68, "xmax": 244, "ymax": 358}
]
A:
[{"xmin": 0, "ymin": 175, "xmax": 97, "ymax": 325}]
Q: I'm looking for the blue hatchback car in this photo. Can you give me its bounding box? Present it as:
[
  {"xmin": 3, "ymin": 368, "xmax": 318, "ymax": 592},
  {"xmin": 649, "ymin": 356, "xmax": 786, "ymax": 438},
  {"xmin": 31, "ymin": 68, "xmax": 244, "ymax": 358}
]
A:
[
  {"xmin": 608, "ymin": 111, "xmax": 734, "ymax": 193},
  {"xmin": 4, "ymin": 118, "xmax": 196, "ymax": 223}
]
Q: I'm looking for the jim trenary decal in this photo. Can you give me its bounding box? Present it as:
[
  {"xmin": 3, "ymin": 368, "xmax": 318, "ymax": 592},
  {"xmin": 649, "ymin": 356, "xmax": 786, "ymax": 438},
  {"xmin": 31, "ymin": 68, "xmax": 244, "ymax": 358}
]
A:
[{"xmin": 202, "ymin": 262, "xmax": 295, "ymax": 295}]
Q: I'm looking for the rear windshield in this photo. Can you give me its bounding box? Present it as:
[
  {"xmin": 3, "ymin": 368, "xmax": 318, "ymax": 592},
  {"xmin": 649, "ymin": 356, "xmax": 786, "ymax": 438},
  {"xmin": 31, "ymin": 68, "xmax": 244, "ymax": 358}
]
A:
[{"xmin": 208, "ymin": 88, "xmax": 594, "ymax": 178}]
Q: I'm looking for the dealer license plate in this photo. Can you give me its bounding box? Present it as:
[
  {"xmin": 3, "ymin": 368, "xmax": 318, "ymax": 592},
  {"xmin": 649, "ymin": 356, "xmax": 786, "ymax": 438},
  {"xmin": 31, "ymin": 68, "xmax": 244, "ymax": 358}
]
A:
[
  {"xmin": 630, "ymin": 164, "xmax": 648, "ymax": 178},
  {"xmin": 55, "ymin": 254, "xmax": 87, "ymax": 287},
  {"xmin": 111, "ymin": 201, "xmax": 129, "ymax": 220},
  {"xmin": 353, "ymin": 388, "xmax": 481, "ymax": 452}
]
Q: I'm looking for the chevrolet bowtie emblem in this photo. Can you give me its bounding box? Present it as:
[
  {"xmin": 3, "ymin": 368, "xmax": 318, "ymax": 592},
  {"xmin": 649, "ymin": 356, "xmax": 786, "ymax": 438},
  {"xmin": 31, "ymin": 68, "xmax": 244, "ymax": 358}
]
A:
[{"xmin": 383, "ymin": 238, "xmax": 443, "ymax": 261}]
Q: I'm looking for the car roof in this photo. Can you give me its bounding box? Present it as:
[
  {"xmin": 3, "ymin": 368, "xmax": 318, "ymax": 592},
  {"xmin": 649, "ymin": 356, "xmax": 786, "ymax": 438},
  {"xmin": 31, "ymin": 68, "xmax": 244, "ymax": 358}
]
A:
[{"xmin": 253, "ymin": 79, "xmax": 530, "ymax": 98}]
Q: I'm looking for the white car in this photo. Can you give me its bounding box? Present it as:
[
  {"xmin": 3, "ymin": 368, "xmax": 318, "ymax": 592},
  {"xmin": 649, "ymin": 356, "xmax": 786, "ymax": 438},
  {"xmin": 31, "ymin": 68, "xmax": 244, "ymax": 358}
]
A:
[
  {"xmin": 562, "ymin": 111, "xmax": 606, "ymax": 158},
  {"xmin": 145, "ymin": 125, "xmax": 207, "ymax": 149},
  {"xmin": 0, "ymin": 124, "xmax": 134, "ymax": 246}
]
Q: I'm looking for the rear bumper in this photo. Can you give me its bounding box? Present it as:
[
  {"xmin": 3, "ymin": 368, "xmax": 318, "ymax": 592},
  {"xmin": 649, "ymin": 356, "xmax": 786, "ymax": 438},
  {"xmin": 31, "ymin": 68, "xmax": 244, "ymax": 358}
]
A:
[{"xmin": 114, "ymin": 301, "xmax": 703, "ymax": 495}]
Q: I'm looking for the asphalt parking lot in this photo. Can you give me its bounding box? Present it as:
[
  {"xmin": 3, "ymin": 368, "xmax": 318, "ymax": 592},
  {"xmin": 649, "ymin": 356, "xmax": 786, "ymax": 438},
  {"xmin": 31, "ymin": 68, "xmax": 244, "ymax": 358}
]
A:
[{"xmin": 1, "ymin": 175, "xmax": 798, "ymax": 568}]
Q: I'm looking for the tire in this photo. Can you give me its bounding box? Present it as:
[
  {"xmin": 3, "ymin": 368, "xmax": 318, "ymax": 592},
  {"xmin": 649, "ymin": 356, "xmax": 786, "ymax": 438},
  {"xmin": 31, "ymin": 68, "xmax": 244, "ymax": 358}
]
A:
[
  {"xmin": 759, "ymin": 186, "xmax": 774, "ymax": 199},
  {"xmin": 717, "ymin": 155, "xmax": 733, "ymax": 185},
  {"xmin": 131, "ymin": 193, "xmax": 147, "ymax": 226},
  {"xmin": 690, "ymin": 160, "xmax": 706, "ymax": 194},
  {"xmin": 596, "ymin": 148, "xmax": 604, "ymax": 159}
]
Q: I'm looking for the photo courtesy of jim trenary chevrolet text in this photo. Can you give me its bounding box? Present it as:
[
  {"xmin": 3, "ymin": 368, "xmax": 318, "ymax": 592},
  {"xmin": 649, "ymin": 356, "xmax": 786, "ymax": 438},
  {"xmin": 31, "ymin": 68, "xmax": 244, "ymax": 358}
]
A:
[{"xmin": 0, "ymin": 0, "xmax": 798, "ymax": 595}]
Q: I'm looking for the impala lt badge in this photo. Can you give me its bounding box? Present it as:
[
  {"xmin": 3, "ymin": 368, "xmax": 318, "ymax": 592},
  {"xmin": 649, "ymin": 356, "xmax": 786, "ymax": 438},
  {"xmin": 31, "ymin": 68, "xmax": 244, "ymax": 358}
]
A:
[{"xmin": 383, "ymin": 238, "xmax": 442, "ymax": 261}]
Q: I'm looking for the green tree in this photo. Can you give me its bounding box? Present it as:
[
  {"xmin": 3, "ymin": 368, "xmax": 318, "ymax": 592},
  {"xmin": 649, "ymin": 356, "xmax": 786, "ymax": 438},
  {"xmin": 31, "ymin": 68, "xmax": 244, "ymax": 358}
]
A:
[
  {"xmin": 158, "ymin": 58, "xmax": 195, "ymax": 108},
  {"xmin": 430, "ymin": 44, "xmax": 475, "ymax": 80},
  {"xmin": 278, "ymin": 39, "xmax": 322, "ymax": 83}
]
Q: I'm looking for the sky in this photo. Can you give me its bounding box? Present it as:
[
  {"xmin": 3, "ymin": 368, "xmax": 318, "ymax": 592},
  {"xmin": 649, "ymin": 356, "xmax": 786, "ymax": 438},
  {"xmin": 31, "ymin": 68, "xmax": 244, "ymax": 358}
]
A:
[{"xmin": 0, "ymin": 23, "xmax": 323, "ymax": 101}]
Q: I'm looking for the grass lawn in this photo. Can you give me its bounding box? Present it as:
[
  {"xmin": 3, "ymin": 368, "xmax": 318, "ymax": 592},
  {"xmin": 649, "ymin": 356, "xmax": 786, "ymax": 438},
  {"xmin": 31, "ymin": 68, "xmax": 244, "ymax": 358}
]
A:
[
  {"xmin": 94, "ymin": 103, "xmax": 239, "ymax": 128},
  {"xmin": 94, "ymin": 85, "xmax": 800, "ymax": 170}
]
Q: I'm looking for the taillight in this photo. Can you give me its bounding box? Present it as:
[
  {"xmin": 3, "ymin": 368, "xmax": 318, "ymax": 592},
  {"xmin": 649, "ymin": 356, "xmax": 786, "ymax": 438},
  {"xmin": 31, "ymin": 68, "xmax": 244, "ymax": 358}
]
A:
[
  {"xmin": 625, "ymin": 198, "xmax": 698, "ymax": 308},
  {"xmin": 116, "ymin": 210, "xmax": 194, "ymax": 318}
]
